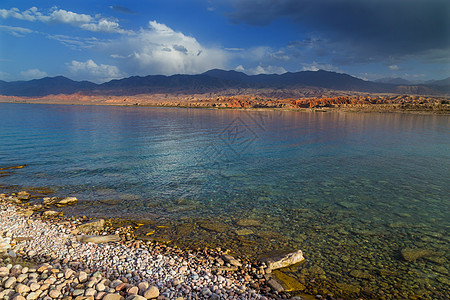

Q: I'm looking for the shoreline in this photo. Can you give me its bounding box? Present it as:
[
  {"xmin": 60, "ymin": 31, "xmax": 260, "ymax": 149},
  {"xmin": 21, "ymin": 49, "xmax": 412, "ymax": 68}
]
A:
[
  {"xmin": 0, "ymin": 190, "xmax": 315, "ymax": 300},
  {"xmin": 1, "ymin": 93, "xmax": 449, "ymax": 115}
]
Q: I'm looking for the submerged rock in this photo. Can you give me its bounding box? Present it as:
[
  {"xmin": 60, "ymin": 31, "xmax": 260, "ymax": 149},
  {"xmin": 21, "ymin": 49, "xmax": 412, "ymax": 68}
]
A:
[
  {"xmin": 198, "ymin": 221, "xmax": 229, "ymax": 233},
  {"xmin": 236, "ymin": 219, "xmax": 261, "ymax": 227},
  {"xmin": 263, "ymin": 249, "xmax": 305, "ymax": 271},
  {"xmin": 272, "ymin": 270, "xmax": 306, "ymax": 291},
  {"xmin": 401, "ymin": 248, "xmax": 436, "ymax": 262},
  {"xmin": 235, "ymin": 229, "xmax": 254, "ymax": 236},
  {"xmin": 349, "ymin": 269, "xmax": 371, "ymax": 279}
]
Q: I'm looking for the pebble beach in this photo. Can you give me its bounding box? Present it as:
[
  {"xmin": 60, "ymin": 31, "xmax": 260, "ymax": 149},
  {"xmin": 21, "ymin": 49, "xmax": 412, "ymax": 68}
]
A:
[{"xmin": 0, "ymin": 191, "xmax": 309, "ymax": 300}]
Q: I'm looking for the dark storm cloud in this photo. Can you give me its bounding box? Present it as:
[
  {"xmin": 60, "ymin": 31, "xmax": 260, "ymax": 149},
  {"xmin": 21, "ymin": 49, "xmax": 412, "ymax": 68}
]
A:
[
  {"xmin": 109, "ymin": 5, "xmax": 136, "ymax": 15},
  {"xmin": 226, "ymin": 0, "xmax": 450, "ymax": 61}
]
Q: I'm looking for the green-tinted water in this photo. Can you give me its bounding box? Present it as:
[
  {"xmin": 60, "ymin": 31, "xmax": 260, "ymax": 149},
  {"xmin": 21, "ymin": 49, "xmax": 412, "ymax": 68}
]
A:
[{"xmin": 0, "ymin": 103, "xmax": 449, "ymax": 298}]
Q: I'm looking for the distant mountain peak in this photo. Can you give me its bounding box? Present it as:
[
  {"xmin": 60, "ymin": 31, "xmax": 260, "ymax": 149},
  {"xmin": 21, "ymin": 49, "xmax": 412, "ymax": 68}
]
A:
[
  {"xmin": 375, "ymin": 77, "xmax": 412, "ymax": 85},
  {"xmin": 1, "ymin": 69, "xmax": 448, "ymax": 97}
]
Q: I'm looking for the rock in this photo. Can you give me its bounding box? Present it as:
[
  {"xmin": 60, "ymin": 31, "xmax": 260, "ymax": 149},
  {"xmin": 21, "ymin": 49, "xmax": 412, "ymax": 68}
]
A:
[
  {"xmin": 72, "ymin": 289, "xmax": 85, "ymax": 296},
  {"xmin": 30, "ymin": 283, "xmax": 40, "ymax": 292},
  {"xmin": 4, "ymin": 277, "xmax": 16, "ymax": 288},
  {"xmin": 37, "ymin": 264, "xmax": 51, "ymax": 273},
  {"xmin": 55, "ymin": 197, "xmax": 78, "ymax": 207},
  {"xmin": 126, "ymin": 286, "xmax": 138, "ymax": 295},
  {"xmin": 96, "ymin": 282, "xmax": 106, "ymax": 292},
  {"xmin": 85, "ymin": 288, "xmax": 97, "ymax": 296},
  {"xmin": 236, "ymin": 219, "xmax": 261, "ymax": 226},
  {"xmin": 198, "ymin": 221, "xmax": 229, "ymax": 233},
  {"xmin": 137, "ymin": 282, "xmax": 148, "ymax": 293},
  {"xmin": 114, "ymin": 282, "xmax": 127, "ymax": 291},
  {"xmin": 129, "ymin": 296, "xmax": 146, "ymax": 300},
  {"xmin": 49, "ymin": 289, "xmax": 61, "ymax": 298},
  {"xmin": 16, "ymin": 283, "xmax": 31, "ymax": 294},
  {"xmin": 267, "ymin": 278, "xmax": 284, "ymax": 292},
  {"xmin": 17, "ymin": 191, "xmax": 31, "ymax": 201},
  {"xmin": 77, "ymin": 219, "xmax": 105, "ymax": 234},
  {"xmin": 76, "ymin": 235, "xmax": 120, "ymax": 243},
  {"xmin": 109, "ymin": 280, "xmax": 123, "ymax": 288},
  {"xmin": 221, "ymin": 254, "xmax": 242, "ymax": 267},
  {"xmin": 64, "ymin": 268, "xmax": 74, "ymax": 279},
  {"xmin": 17, "ymin": 274, "xmax": 28, "ymax": 283},
  {"xmin": 437, "ymin": 276, "xmax": 450, "ymax": 285},
  {"xmin": 0, "ymin": 266, "xmax": 9, "ymax": 276},
  {"xmin": 336, "ymin": 282, "xmax": 360, "ymax": 294},
  {"xmin": 272, "ymin": 270, "xmax": 306, "ymax": 291},
  {"xmin": 349, "ymin": 269, "xmax": 371, "ymax": 279},
  {"xmin": 401, "ymin": 248, "xmax": 436, "ymax": 261},
  {"xmin": 235, "ymin": 229, "xmax": 254, "ymax": 236},
  {"xmin": 8, "ymin": 250, "xmax": 17, "ymax": 258},
  {"xmin": 103, "ymin": 293, "xmax": 124, "ymax": 300},
  {"xmin": 78, "ymin": 271, "xmax": 88, "ymax": 283},
  {"xmin": 42, "ymin": 211, "xmax": 60, "ymax": 218},
  {"xmin": 143, "ymin": 286, "xmax": 159, "ymax": 299},
  {"xmin": 43, "ymin": 197, "xmax": 57, "ymax": 206},
  {"xmin": 26, "ymin": 292, "xmax": 40, "ymax": 300},
  {"xmin": 12, "ymin": 295, "xmax": 26, "ymax": 300},
  {"xmin": 263, "ymin": 250, "xmax": 304, "ymax": 270}
]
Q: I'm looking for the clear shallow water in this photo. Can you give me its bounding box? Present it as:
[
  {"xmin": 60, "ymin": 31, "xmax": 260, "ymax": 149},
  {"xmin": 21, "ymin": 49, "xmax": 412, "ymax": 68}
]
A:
[{"xmin": 1, "ymin": 103, "xmax": 449, "ymax": 298}]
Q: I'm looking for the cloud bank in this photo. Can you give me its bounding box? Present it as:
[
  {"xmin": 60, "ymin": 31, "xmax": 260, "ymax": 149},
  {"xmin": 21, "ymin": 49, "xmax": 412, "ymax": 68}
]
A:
[
  {"xmin": 106, "ymin": 21, "xmax": 228, "ymax": 76},
  {"xmin": 227, "ymin": 0, "xmax": 450, "ymax": 63},
  {"xmin": 0, "ymin": 7, "xmax": 131, "ymax": 34},
  {"xmin": 68, "ymin": 59, "xmax": 122, "ymax": 83}
]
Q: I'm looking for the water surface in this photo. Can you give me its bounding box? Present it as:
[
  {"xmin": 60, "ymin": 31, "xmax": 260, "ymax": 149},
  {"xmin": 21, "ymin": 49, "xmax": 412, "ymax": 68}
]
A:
[{"xmin": 0, "ymin": 103, "xmax": 449, "ymax": 299}]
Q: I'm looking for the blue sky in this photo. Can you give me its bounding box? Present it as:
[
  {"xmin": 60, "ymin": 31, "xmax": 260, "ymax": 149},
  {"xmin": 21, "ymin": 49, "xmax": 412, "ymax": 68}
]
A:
[{"xmin": 0, "ymin": 0, "xmax": 449, "ymax": 83}]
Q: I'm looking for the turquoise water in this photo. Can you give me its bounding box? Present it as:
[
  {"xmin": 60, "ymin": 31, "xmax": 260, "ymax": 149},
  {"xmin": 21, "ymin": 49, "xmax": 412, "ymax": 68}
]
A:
[{"xmin": 1, "ymin": 103, "xmax": 449, "ymax": 298}]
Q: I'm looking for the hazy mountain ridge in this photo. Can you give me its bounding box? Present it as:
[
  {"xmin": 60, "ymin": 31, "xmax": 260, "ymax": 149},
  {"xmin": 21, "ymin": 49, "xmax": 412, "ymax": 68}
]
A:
[{"xmin": 0, "ymin": 70, "xmax": 448, "ymax": 97}]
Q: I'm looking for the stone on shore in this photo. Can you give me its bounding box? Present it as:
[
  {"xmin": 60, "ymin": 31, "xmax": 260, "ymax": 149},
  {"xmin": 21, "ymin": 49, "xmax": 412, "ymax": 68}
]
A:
[
  {"xmin": 263, "ymin": 249, "xmax": 304, "ymax": 271},
  {"xmin": 77, "ymin": 219, "xmax": 105, "ymax": 233},
  {"xmin": 76, "ymin": 235, "xmax": 120, "ymax": 243},
  {"xmin": 42, "ymin": 210, "xmax": 60, "ymax": 217},
  {"xmin": 267, "ymin": 278, "xmax": 284, "ymax": 292},
  {"xmin": 17, "ymin": 191, "xmax": 31, "ymax": 201},
  {"xmin": 221, "ymin": 254, "xmax": 242, "ymax": 267},
  {"xmin": 55, "ymin": 196, "xmax": 78, "ymax": 207},
  {"xmin": 103, "ymin": 294, "xmax": 124, "ymax": 300},
  {"xmin": 143, "ymin": 286, "xmax": 159, "ymax": 299}
]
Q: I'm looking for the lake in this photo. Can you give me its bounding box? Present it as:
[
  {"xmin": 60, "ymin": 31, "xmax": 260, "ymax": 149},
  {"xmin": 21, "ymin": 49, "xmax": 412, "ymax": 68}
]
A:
[{"xmin": 0, "ymin": 103, "xmax": 449, "ymax": 298}]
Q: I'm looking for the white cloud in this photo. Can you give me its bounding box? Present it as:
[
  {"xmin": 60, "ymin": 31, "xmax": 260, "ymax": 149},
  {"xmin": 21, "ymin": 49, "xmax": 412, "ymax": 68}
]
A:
[
  {"xmin": 80, "ymin": 19, "xmax": 130, "ymax": 34},
  {"xmin": 20, "ymin": 69, "xmax": 48, "ymax": 79},
  {"xmin": 389, "ymin": 64, "xmax": 399, "ymax": 70},
  {"xmin": 107, "ymin": 20, "xmax": 228, "ymax": 75},
  {"xmin": 68, "ymin": 59, "xmax": 122, "ymax": 83},
  {"xmin": 0, "ymin": 25, "xmax": 32, "ymax": 37},
  {"xmin": 235, "ymin": 65, "xmax": 245, "ymax": 72},
  {"xmin": 248, "ymin": 65, "xmax": 286, "ymax": 75},
  {"xmin": 0, "ymin": 71, "xmax": 12, "ymax": 81},
  {"xmin": 0, "ymin": 7, "xmax": 130, "ymax": 34},
  {"xmin": 302, "ymin": 61, "xmax": 337, "ymax": 72}
]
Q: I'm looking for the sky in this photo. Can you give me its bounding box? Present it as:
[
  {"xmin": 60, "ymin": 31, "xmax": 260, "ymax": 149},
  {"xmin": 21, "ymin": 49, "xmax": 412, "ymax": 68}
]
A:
[{"xmin": 0, "ymin": 0, "xmax": 449, "ymax": 83}]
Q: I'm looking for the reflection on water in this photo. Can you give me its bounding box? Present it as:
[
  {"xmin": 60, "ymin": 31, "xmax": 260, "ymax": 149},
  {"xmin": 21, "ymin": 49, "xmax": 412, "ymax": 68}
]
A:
[{"xmin": 0, "ymin": 103, "xmax": 449, "ymax": 299}]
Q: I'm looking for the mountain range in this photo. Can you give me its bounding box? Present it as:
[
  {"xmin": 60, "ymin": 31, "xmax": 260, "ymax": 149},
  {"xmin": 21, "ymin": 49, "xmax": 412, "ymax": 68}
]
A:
[{"xmin": 0, "ymin": 69, "xmax": 449, "ymax": 97}]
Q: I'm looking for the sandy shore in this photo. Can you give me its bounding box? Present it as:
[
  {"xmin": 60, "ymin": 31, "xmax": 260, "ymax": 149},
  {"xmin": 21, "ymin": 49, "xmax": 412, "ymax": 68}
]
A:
[{"xmin": 0, "ymin": 192, "xmax": 313, "ymax": 300}]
